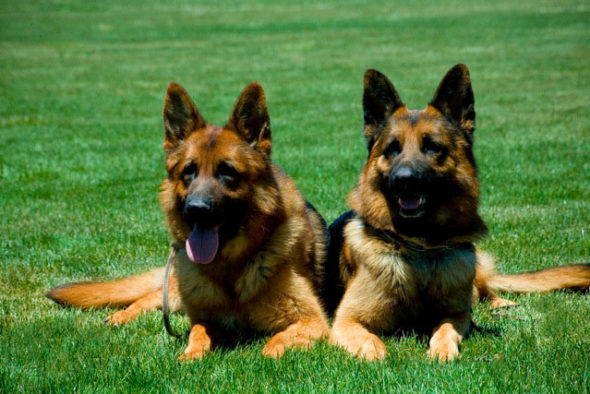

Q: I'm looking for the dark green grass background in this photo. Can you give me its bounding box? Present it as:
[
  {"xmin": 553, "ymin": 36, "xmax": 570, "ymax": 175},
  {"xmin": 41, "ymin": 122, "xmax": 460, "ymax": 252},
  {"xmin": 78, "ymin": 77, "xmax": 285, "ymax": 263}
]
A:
[{"xmin": 1, "ymin": 0, "xmax": 589, "ymax": 392}]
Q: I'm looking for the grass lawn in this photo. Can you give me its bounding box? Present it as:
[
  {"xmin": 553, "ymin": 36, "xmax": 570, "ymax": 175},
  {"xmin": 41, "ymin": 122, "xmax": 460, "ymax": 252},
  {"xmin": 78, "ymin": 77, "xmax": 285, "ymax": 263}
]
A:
[{"xmin": 1, "ymin": 0, "xmax": 589, "ymax": 391}]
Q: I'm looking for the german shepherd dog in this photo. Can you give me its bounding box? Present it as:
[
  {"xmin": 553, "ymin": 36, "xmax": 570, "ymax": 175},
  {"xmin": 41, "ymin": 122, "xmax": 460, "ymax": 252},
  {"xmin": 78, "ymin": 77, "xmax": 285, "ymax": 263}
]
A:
[
  {"xmin": 47, "ymin": 82, "xmax": 330, "ymax": 360},
  {"xmin": 326, "ymin": 64, "xmax": 590, "ymax": 362}
]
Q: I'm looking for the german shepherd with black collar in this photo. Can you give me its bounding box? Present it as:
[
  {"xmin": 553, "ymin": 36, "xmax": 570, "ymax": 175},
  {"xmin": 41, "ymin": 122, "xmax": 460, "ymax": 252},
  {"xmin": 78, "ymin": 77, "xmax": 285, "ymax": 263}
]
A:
[
  {"xmin": 325, "ymin": 64, "xmax": 590, "ymax": 362},
  {"xmin": 47, "ymin": 82, "xmax": 329, "ymax": 360}
]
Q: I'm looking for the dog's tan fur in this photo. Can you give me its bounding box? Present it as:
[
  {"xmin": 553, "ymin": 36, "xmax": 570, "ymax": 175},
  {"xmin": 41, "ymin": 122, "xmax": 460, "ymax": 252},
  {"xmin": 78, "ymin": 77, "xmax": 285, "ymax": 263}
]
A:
[
  {"xmin": 331, "ymin": 217, "xmax": 477, "ymax": 361},
  {"xmin": 47, "ymin": 82, "xmax": 329, "ymax": 360},
  {"xmin": 329, "ymin": 64, "xmax": 590, "ymax": 362}
]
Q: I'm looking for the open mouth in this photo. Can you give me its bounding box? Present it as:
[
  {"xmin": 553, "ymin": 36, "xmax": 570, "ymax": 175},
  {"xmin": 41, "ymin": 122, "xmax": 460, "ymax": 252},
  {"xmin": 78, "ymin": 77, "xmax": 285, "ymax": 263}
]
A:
[
  {"xmin": 397, "ymin": 196, "xmax": 426, "ymax": 218},
  {"xmin": 185, "ymin": 225, "xmax": 219, "ymax": 264}
]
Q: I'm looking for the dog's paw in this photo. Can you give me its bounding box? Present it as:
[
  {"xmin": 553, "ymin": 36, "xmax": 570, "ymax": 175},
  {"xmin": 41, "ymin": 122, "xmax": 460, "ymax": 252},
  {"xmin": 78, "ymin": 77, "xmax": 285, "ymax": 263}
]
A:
[
  {"xmin": 262, "ymin": 335, "xmax": 288, "ymax": 358},
  {"xmin": 428, "ymin": 340, "xmax": 459, "ymax": 362},
  {"xmin": 105, "ymin": 310, "xmax": 135, "ymax": 325},
  {"xmin": 355, "ymin": 333, "xmax": 387, "ymax": 361},
  {"xmin": 180, "ymin": 325, "xmax": 213, "ymax": 361},
  {"xmin": 333, "ymin": 332, "xmax": 386, "ymax": 361},
  {"xmin": 489, "ymin": 297, "xmax": 517, "ymax": 309},
  {"xmin": 178, "ymin": 349, "xmax": 208, "ymax": 362},
  {"xmin": 262, "ymin": 332, "xmax": 315, "ymax": 359}
]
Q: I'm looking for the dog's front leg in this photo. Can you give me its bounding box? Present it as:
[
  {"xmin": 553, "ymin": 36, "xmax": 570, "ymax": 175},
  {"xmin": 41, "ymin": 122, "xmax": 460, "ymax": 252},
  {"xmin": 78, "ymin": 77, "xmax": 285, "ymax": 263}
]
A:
[
  {"xmin": 262, "ymin": 317, "xmax": 328, "ymax": 358},
  {"xmin": 330, "ymin": 268, "xmax": 390, "ymax": 361},
  {"xmin": 331, "ymin": 319, "xmax": 386, "ymax": 361},
  {"xmin": 179, "ymin": 323, "xmax": 215, "ymax": 361},
  {"xmin": 428, "ymin": 311, "xmax": 471, "ymax": 362},
  {"xmin": 253, "ymin": 273, "xmax": 329, "ymax": 358}
]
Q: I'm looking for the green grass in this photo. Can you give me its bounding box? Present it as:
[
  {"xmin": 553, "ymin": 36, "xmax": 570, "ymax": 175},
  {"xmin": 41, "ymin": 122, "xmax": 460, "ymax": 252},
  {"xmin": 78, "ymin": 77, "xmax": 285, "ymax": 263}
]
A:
[{"xmin": 1, "ymin": 0, "xmax": 589, "ymax": 391}]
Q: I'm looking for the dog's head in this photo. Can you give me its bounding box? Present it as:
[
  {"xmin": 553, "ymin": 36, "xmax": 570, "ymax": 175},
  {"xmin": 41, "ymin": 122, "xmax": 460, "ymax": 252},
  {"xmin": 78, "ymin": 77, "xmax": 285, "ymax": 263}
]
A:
[
  {"xmin": 159, "ymin": 82, "xmax": 281, "ymax": 264},
  {"xmin": 349, "ymin": 64, "xmax": 487, "ymax": 245}
]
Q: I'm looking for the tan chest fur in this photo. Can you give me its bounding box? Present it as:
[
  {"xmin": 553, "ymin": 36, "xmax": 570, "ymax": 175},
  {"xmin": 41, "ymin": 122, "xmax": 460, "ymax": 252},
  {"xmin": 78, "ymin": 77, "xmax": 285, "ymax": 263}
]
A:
[
  {"xmin": 174, "ymin": 214, "xmax": 308, "ymax": 329},
  {"xmin": 343, "ymin": 218, "xmax": 476, "ymax": 321}
]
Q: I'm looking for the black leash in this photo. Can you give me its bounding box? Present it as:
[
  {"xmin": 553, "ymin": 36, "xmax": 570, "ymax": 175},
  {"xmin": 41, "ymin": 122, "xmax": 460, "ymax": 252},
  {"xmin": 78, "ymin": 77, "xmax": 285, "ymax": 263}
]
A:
[{"xmin": 163, "ymin": 246, "xmax": 183, "ymax": 338}]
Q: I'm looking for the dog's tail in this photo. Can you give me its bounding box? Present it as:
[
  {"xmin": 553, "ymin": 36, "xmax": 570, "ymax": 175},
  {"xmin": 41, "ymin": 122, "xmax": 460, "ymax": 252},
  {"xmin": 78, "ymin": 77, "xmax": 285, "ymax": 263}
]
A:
[
  {"xmin": 476, "ymin": 251, "xmax": 590, "ymax": 294},
  {"xmin": 46, "ymin": 268, "xmax": 165, "ymax": 309},
  {"xmin": 487, "ymin": 264, "xmax": 590, "ymax": 293}
]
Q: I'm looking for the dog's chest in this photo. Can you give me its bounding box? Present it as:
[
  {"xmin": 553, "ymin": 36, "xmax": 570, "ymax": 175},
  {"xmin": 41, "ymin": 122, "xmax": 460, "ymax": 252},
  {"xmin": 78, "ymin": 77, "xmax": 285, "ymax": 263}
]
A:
[
  {"xmin": 404, "ymin": 247, "xmax": 476, "ymax": 297},
  {"xmin": 347, "ymin": 220, "xmax": 476, "ymax": 294},
  {"xmin": 175, "ymin": 249, "xmax": 274, "ymax": 323},
  {"xmin": 362, "ymin": 240, "xmax": 476, "ymax": 309}
]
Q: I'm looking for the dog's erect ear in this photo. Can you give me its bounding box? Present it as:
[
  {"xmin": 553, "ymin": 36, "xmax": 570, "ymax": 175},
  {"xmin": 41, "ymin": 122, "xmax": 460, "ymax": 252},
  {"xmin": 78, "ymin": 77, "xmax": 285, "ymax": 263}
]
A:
[
  {"xmin": 430, "ymin": 64, "xmax": 475, "ymax": 133},
  {"xmin": 229, "ymin": 82, "xmax": 271, "ymax": 156},
  {"xmin": 163, "ymin": 82, "xmax": 207, "ymax": 152},
  {"xmin": 363, "ymin": 69, "xmax": 404, "ymax": 151}
]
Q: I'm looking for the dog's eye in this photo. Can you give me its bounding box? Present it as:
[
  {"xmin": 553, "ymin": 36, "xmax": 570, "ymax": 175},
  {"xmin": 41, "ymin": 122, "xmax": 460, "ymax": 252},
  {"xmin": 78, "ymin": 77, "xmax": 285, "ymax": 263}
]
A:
[
  {"xmin": 182, "ymin": 162, "xmax": 197, "ymax": 179},
  {"xmin": 422, "ymin": 138, "xmax": 443, "ymax": 156},
  {"xmin": 384, "ymin": 140, "xmax": 401, "ymax": 158},
  {"xmin": 217, "ymin": 162, "xmax": 240, "ymax": 182}
]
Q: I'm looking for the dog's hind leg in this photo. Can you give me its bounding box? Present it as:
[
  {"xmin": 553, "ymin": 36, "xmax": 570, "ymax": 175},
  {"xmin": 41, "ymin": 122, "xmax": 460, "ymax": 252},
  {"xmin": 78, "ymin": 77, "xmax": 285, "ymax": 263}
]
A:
[
  {"xmin": 106, "ymin": 275, "xmax": 181, "ymax": 325},
  {"xmin": 474, "ymin": 250, "xmax": 517, "ymax": 309},
  {"xmin": 487, "ymin": 290, "xmax": 518, "ymax": 309},
  {"xmin": 473, "ymin": 282, "xmax": 517, "ymax": 309},
  {"xmin": 105, "ymin": 289, "xmax": 163, "ymax": 325}
]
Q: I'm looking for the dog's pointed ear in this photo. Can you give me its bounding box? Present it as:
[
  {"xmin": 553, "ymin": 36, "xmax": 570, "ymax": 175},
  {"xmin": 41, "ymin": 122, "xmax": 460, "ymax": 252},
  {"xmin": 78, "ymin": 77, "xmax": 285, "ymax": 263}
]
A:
[
  {"xmin": 430, "ymin": 64, "xmax": 475, "ymax": 133},
  {"xmin": 363, "ymin": 69, "xmax": 404, "ymax": 151},
  {"xmin": 229, "ymin": 82, "xmax": 271, "ymax": 156},
  {"xmin": 163, "ymin": 82, "xmax": 207, "ymax": 153}
]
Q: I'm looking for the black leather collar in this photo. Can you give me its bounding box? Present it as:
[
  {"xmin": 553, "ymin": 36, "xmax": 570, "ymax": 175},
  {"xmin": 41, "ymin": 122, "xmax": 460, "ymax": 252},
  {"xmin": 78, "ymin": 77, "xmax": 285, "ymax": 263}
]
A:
[{"xmin": 360, "ymin": 218, "xmax": 472, "ymax": 255}]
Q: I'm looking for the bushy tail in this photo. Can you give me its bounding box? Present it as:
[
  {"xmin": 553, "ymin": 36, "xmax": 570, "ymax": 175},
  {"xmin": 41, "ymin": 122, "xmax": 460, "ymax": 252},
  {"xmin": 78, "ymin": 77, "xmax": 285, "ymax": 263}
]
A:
[
  {"xmin": 46, "ymin": 268, "xmax": 165, "ymax": 309},
  {"xmin": 487, "ymin": 264, "xmax": 590, "ymax": 293}
]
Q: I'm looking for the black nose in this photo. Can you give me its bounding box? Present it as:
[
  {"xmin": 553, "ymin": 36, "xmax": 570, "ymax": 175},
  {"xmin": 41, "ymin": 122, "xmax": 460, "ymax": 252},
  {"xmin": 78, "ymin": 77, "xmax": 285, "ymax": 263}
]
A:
[
  {"xmin": 393, "ymin": 167, "xmax": 415, "ymax": 182},
  {"xmin": 389, "ymin": 166, "xmax": 423, "ymax": 191},
  {"xmin": 184, "ymin": 197, "xmax": 215, "ymax": 225}
]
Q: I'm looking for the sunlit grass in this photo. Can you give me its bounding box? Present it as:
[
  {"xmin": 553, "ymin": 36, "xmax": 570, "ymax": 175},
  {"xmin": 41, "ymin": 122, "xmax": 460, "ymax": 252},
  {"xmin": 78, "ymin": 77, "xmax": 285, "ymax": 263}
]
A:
[{"xmin": 1, "ymin": 0, "xmax": 589, "ymax": 391}]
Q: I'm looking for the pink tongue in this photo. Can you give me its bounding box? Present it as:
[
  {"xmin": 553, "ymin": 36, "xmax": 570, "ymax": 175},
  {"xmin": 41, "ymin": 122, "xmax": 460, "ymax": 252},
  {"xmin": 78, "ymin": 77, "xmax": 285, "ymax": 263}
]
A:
[
  {"xmin": 185, "ymin": 225, "xmax": 219, "ymax": 264},
  {"xmin": 398, "ymin": 198, "xmax": 422, "ymax": 210}
]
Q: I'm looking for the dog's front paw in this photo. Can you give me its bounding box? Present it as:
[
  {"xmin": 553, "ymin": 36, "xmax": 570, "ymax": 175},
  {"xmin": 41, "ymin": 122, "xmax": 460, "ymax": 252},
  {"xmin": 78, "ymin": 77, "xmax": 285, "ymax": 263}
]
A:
[
  {"xmin": 333, "ymin": 332, "xmax": 386, "ymax": 361},
  {"xmin": 262, "ymin": 334, "xmax": 288, "ymax": 358},
  {"xmin": 262, "ymin": 332, "xmax": 315, "ymax": 358},
  {"xmin": 179, "ymin": 324, "xmax": 213, "ymax": 362},
  {"xmin": 428, "ymin": 340, "xmax": 459, "ymax": 362}
]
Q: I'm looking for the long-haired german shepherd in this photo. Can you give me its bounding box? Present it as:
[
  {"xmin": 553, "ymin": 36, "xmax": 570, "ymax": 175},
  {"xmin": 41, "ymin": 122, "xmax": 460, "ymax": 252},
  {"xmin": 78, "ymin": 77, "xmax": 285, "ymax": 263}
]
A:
[
  {"xmin": 47, "ymin": 82, "xmax": 329, "ymax": 360},
  {"xmin": 326, "ymin": 64, "xmax": 590, "ymax": 362}
]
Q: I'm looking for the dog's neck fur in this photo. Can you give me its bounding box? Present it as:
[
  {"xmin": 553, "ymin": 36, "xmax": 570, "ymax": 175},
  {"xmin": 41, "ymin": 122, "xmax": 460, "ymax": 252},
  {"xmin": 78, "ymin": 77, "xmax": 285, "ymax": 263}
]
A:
[{"xmin": 348, "ymin": 177, "xmax": 487, "ymax": 248}]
